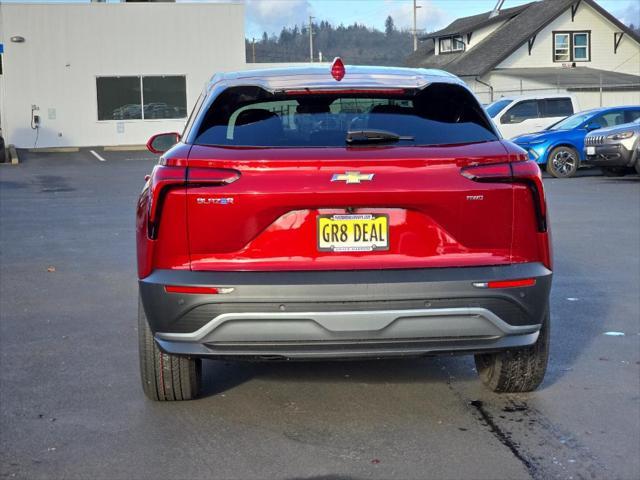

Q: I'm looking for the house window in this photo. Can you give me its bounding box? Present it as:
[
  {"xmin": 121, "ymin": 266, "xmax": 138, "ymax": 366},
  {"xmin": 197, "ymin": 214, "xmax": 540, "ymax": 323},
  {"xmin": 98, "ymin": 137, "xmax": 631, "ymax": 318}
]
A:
[
  {"xmin": 554, "ymin": 33, "xmax": 570, "ymax": 62},
  {"xmin": 554, "ymin": 31, "xmax": 590, "ymax": 62},
  {"xmin": 439, "ymin": 35, "xmax": 464, "ymax": 54},
  {"xmin": 573, "ymin": 33, "xmax": 589, "ymax": 60},
  {"xmin": 96, "ymin": 75, "xmax": 187, "ymax": 121}
]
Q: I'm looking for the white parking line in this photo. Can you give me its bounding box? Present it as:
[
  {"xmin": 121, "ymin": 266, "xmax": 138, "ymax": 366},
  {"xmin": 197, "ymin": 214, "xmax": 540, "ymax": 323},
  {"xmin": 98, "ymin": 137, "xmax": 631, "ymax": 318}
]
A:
[{"xmin": 89, "ymin": 150, "xmax": 107, "ymax": 162}]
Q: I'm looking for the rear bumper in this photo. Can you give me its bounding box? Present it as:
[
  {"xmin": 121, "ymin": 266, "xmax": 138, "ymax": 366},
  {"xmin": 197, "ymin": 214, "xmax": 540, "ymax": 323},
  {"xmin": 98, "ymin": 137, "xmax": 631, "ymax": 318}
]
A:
[{"xmin": 140, "ymin": 263, "xmax": 552, "ymax": 359}]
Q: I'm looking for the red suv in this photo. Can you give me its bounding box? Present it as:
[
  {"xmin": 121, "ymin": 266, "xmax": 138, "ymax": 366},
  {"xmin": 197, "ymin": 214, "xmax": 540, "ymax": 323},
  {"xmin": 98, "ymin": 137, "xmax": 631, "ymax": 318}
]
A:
[{"xmin": 137, "ymin": 61, "xmax": 552, "ymax": 401}]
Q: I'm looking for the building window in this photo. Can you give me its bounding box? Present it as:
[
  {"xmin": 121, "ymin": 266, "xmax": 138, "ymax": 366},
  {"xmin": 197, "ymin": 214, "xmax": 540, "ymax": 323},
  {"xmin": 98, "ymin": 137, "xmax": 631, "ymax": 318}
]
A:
[
  {"xmin": 96, "ymin": 75, "xmax": 187, "ymax": 121},
  {"xmin": 554, "ymin": 33, "xmax": 570, "ymax": 62},
  {"xmin": 553, "ymin": 31, "xmax": 590, "ymax": 62},
  {"xmin": 439, "ymin": 35, "xmax": 464, "ymax": 54},
  {"xmin": 97, "ymin": 77, "xmax": 142, "ymax": 120},
  {"xmin": 573, "ymin": 33, "xmax": 589, "ymax": 60}
]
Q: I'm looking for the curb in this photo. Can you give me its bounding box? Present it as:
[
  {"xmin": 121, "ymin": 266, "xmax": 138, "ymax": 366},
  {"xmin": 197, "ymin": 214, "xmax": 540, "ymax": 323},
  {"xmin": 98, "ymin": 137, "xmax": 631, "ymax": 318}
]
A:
[
  {"xmin": 27, "ymin": 147, "xmax": 80, "ymax": 153},
  {"xmin": 103, "ymin": 145, "xmax": 147, "ymax": 152},
  {"xmin": 8, "ymin": 145, "xmax": 19, "ymax": 165}
]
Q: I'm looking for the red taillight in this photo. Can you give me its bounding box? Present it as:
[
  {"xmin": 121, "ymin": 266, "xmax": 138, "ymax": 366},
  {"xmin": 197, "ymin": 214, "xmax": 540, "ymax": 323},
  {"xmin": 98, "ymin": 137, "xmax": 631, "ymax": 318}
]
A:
[
  {"xmin": 488, "ymin": 278, "xmax": 536, "ymax": 289},
  {"xmin": 331, "ymin": 57, "xmax": 345, "ymax": 81},
  {"xmin": 159, "ymin": 156, "xmax": 188, "ymax": 167},
  {"xmin": 473, "ymin": 278, "xmax": 536, "ymax": 289},
  {"xmin": 511, "ymin": 160, "xmax": 547, "ymax": 223},
  {"xmin": 146, "ymin": 165, "xmax": 240, "ymax": 239},
  {"xmin": 461, "ymin": 160, "xmax": 547, "ymax": 232},
  {"xmin": 460, "ymin": 163, "xmax": 511, "ymax": 182},
  {"xmin": 187, "ymin": 168, "xmax": 241, "ymax": 186},
  {"xmin": 148, "ymin": 165, "xmax": 186, "ymax": 226},
  {"xmin": 165, "ymin": 285, "xmax": 225, "ymax": 295}
]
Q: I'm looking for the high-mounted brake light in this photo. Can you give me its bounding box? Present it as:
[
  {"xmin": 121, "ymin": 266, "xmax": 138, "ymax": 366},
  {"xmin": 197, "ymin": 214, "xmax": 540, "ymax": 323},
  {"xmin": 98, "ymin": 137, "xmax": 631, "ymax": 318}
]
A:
[
  {"xmin": 331, "ymin": 57, "xmax": 345, "ymax": 81},
  {"xmin": 164, "ymin": 285, "xmax": 235, "ymax": 295},
  {"xmin": 284, "ymin": 88, "xmax": 406, "ymax": 96}
]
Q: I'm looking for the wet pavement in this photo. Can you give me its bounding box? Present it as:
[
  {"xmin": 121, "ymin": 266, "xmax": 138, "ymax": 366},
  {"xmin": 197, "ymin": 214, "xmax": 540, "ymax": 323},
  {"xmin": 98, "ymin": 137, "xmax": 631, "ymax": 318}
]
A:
[{"xmin": 1, "ymin": 150, "xmax": 639, "ymax": 479}]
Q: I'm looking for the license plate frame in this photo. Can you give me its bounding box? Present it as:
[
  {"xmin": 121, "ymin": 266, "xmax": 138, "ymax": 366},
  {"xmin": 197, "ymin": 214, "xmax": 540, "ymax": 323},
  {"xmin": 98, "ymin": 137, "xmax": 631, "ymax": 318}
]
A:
[
  {"xmin": 317, "ymin": 213, "xmax": 389, "ymax": 252},
  {"xmin": 586, "ymin": 146, "xmax": 596, "ymax": 155}
]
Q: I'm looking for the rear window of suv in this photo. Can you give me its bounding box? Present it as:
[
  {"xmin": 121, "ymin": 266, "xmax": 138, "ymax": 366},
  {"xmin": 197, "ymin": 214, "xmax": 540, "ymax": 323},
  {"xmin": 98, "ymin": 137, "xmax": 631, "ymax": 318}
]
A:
[{"xmin": 192, "ymin": 83, "xmax": 498, "ymax": 147}]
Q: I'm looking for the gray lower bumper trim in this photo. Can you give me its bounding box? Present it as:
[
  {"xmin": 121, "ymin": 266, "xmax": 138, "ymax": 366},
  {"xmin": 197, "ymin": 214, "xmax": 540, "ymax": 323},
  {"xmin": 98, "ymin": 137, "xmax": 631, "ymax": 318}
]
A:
[
  {"xmin": 155, "ymin": 330, "xmax": 540, "ymax": 359},
  {"xmin": 156, "ymin": 307, "xmax": 540, "ymax": 345}
]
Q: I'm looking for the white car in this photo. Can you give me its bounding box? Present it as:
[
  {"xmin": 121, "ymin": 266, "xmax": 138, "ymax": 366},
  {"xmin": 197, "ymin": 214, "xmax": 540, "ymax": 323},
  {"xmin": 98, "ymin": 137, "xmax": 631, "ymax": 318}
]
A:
[{"xmin": 486, "ymin": 94, "xmax": 580, "ymax": 139}]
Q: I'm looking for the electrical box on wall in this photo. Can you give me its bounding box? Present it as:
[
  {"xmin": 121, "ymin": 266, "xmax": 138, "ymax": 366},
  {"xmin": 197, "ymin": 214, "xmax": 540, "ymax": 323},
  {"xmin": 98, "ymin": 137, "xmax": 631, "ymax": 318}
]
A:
[{"xmin": 31, "ymin": 105, "xmax": 40, "ymax": 128}]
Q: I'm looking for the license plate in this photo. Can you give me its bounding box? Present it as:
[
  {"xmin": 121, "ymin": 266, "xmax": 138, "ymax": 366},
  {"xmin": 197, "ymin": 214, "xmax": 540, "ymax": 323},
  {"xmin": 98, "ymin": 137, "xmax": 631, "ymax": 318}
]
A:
[
  {"xmin": 586, "ymin": 146, "xmax": 596, "ymax": 155},
  {"xmin": 317, "ymin": 214, "xmax": 389, "ymax": 252}
]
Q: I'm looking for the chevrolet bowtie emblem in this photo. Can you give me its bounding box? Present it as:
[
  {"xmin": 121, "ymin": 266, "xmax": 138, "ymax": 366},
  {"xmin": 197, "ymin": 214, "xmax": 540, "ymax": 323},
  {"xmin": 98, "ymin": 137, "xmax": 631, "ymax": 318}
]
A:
[{"xmin": 331, "ymin": 171, "xmax": 375, "ymax": 184}]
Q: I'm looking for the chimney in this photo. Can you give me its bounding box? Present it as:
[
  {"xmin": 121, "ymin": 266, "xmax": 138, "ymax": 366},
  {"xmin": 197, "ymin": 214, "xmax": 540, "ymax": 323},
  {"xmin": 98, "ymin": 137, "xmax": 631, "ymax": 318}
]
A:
[{"xmin": 489, "ymin": 0, "xmax": 505, "ymax": 18}]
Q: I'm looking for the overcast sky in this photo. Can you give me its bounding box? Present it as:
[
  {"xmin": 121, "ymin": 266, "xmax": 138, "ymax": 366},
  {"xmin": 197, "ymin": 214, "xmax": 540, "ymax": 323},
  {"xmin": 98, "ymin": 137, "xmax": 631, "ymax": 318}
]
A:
[
  {"xmin": 244, "ymin": 0, "xmax": 640, "ymax": 39},
  {"xmin": 2, "ymin": 0, "xmax": 638, "ymax": 41}
]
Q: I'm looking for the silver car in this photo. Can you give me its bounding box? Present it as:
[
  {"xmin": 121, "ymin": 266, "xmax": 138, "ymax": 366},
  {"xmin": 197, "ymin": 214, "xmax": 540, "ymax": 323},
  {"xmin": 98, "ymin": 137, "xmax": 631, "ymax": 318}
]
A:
[{"xmin": 585, "ymin": 117, "xmax": 640, "ymax": 176}]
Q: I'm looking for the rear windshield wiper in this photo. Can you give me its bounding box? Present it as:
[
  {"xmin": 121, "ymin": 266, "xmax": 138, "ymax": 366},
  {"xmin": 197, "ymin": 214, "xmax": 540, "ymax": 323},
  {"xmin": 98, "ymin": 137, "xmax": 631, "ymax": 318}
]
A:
[{"xmin": 346, "ymin": 129, "xmax": 415, "ymax": 145}]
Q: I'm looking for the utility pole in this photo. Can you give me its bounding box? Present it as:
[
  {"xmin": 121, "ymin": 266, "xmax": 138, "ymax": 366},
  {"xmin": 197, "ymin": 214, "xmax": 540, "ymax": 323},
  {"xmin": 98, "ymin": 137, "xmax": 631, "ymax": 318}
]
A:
[
  {"xmin": 251, "ymin": 38, "xmax": 256, "ymax": 63},
  {"xmin": 309, "ymin": 15, "xmax": 315, "ymax": 62},
  {"xmin": 413, "ymin": 0, "xmax": 422, "ymax": 51}
]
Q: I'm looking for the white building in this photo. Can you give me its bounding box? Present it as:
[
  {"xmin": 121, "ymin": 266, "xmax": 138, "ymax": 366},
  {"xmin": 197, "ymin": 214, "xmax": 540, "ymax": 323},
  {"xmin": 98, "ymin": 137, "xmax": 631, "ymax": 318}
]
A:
[
  {"xmin": 406, "ymin": 0, "xmax": 640, "ymax": 108},
  {"xmin": 0, "ymin": 2, "xmax": 247, "ymax": 148}
]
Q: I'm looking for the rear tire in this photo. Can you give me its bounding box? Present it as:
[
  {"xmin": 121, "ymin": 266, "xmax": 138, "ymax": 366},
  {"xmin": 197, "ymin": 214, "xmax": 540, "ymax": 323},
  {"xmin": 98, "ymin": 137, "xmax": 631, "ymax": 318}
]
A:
[
  {"xmin": 634, "ymin": 162, "xmax": 640, "ymax": 175},
  {"xmin": 546, "ymin": 146, "xmax": 579, "ymax": 178},
  {"xmin": 138, "ymin": 296, "xmax": 201, "ymax": 401},
  {"xmin": 474, "ymin": 310, "xmax": 550, "ymax": 393}
]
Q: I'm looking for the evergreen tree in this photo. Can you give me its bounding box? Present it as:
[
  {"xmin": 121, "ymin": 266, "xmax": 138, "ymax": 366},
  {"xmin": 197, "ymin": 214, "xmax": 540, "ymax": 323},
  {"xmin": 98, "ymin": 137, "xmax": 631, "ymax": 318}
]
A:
[
  {"xmin": 247, "ymin": 20, "xmax": 414, "ymax": 65},
  {"xmin": 385, "ymin": 16, "xmax": 395, "ymax": 37}
]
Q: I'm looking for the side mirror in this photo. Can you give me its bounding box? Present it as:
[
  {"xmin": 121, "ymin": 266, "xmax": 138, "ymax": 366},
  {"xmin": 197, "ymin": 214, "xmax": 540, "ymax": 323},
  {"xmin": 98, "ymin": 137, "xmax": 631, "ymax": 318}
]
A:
[
  {"xmin": 584, "ymin": 122, "xmax": 602, "ymax": 132},
  {"xmin": 146, "ymin": 132, "xmax": 181, "ymax": 154}
]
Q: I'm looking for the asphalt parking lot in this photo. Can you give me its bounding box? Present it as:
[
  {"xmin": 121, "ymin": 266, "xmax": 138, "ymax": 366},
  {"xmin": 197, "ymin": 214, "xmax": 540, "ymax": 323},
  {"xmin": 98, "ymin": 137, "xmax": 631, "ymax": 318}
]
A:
[{"xmin": 1, "ymin": 149, "xmax": 639, "ymax": 480}]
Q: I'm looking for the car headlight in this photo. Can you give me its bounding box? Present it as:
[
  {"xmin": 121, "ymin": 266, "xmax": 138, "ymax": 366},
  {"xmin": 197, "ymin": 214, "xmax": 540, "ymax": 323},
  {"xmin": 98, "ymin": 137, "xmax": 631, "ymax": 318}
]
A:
[{"xmin": 607, "ymin": 131, "xmax": 634, "ymax": 140}]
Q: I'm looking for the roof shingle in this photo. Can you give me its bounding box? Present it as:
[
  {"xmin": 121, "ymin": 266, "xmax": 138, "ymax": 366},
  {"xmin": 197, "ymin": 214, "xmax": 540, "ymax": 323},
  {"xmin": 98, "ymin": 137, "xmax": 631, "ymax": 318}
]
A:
[
  {"xmin": 406, "ymin": 0, "xmax": 640, "ymax": 78},
  {"xmin": 421, "ymin": 3, "xmax": 533, "ymax": 40}
]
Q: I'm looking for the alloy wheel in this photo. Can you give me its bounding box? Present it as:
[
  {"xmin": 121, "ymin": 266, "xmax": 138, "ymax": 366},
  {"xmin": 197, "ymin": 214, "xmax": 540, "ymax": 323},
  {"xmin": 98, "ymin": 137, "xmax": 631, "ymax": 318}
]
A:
[{"xmin": 551, "ymin": 149, "xmax": 577, "ymax": 176}]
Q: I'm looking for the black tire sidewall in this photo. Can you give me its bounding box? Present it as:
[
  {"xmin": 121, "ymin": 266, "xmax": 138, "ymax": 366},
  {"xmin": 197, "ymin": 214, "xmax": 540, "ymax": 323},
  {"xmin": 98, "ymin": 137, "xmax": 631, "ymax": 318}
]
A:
[
  {"xmin": 475, "ymin": 308, "xmax": 550, "ymax": 393},
  {"xmin": 138, "ymin": 294, "xmax": 201, "ymax": 401}
]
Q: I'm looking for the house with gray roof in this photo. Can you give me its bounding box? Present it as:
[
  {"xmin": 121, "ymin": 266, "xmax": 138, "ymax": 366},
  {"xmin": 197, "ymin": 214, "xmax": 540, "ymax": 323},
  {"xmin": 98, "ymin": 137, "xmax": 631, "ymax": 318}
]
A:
[{"xmin": 406, "ymin": 0, "xmax": 640, "ymax": 109}]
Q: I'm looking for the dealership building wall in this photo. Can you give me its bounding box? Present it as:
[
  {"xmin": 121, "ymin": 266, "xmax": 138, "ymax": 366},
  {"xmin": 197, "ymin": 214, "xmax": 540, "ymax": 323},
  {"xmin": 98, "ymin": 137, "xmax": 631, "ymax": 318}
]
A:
[{"xmin": 0, "ymin": 3, "xmax": 247, "ymax": 148}]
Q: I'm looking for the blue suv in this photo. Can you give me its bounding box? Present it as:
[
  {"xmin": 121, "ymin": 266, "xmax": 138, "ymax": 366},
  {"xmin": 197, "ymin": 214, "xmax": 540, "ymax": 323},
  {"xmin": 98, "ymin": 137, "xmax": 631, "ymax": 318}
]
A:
[{"xmin": 512, "ymin": 106, "xmax": 640, "ymax": 178}]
